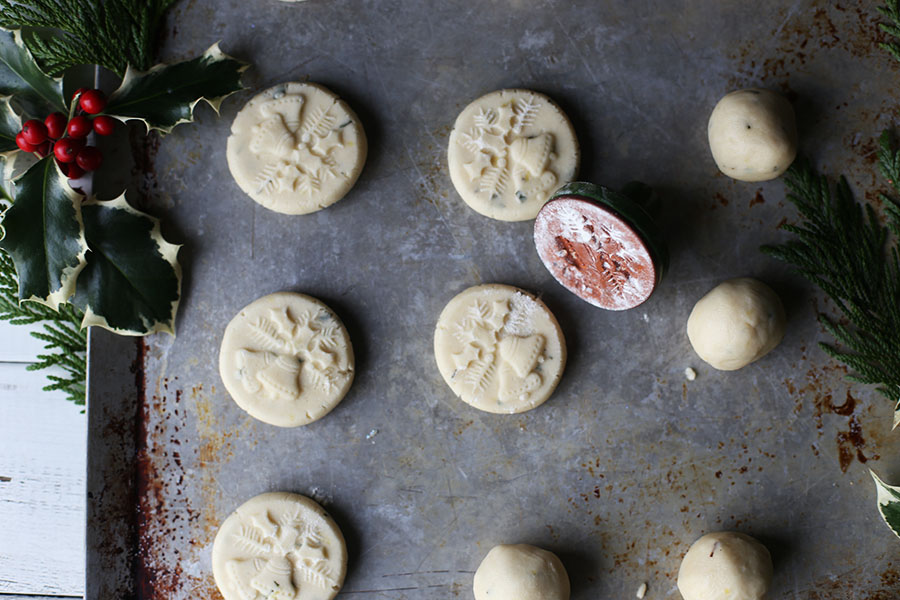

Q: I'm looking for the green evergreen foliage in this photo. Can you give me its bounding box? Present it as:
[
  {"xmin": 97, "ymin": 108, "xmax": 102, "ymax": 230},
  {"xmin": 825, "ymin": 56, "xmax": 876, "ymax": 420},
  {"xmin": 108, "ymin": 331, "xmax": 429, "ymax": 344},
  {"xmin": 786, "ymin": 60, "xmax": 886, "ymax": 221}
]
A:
[
  {"xmin": 761, "ymin": 134, "xmax": 900, "ymax": 411},
  {"xmin": 0, "ymin": 0, "xmax": 177, "ymax": 76},
  {"xmin": 879, "ymin": 1, "xmax": 900, "ymax": 63}
]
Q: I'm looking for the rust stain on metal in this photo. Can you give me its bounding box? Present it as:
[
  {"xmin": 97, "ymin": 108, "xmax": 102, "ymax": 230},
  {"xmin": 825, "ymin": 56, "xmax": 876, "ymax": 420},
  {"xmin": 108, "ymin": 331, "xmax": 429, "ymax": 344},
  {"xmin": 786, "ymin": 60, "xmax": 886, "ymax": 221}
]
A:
[
  {"xmin": 749, "ymin": 189, "xmax": 765, "ymax": 208},
  {"xmin": 784, "ymin": 363, "xmax": 881, "ymax": 473}
]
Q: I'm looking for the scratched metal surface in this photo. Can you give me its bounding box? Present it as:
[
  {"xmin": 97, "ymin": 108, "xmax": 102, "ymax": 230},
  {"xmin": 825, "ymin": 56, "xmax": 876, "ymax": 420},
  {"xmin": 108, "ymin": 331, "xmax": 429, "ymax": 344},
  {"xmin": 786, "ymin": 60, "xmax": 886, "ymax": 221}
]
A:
[{"xmin": 86, "ymin": 1, "xmax": 900, "ymax": 599}]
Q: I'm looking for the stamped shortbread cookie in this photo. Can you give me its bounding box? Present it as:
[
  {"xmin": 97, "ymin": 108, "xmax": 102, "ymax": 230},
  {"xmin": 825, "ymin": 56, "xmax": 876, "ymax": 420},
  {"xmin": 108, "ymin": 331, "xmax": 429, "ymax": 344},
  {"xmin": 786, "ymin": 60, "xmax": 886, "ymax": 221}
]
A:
[
  {"xmin": 219, "ymin": 292, "xmax": 354, "ymax": 427},
  {"xmin": 434, "ymin": 284, "xmax": 566, "ymax": 413},
  {"xmin": 448, "ymin": 89, "xmax": 579, "ymax": 221},
  {"xmin": 212, "ymin": 492, "xmax": 347, "ymax": 600},
  {"xmin": 227, "ymin": 82, "xmax": 366, "ymax": 215}
]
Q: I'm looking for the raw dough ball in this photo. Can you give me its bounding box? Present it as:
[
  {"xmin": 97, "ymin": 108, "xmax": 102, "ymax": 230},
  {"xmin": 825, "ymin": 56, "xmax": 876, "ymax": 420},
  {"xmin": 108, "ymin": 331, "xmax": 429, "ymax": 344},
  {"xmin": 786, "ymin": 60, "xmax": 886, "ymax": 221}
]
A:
[
  {"xmin": 219, "ymin": 292, "xmax": 354, "ymax": 427},
  {"xmin": 677, "ymin": 532, "xmax": 772, "ymax": 600},
  {"xmin": 212, "ymin": 492, "xmax": 347, "ymax": 600},
  {"xmin": 686, "ymin": 278, "xmax": 785, "ymax": 371},
  {"xmin": 448, "ymin": 89, "xmax": 579, "ymax": 221},
  {"xmin": 434, "ymin": 284, "xmax": 566, "ymax": 414},
  {"xmin": 227, "ymin": 82, "xmax": 367, "ymax": 215},
  {"xmin": 434, "ymin": 284, "xmax": 566, "ymax": 413},
  {"xmin": 707, "ymin": 88, "xmax": 797, "ymax": 182},
  {"xmin": 473, "ymin": 544, "xmax": 570, "ymax": 600}
]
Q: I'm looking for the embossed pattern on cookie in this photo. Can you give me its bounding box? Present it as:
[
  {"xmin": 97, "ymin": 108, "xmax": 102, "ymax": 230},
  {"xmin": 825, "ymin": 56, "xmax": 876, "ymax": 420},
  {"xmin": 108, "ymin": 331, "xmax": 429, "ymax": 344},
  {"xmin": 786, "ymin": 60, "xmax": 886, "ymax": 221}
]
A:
[
  {"xmin": 448, "ymin": 89, "xmax": 579, "ymax": 222},
  {"xmin": 227, "ymin": 82, "xmax": 367, "ymax": 215},
  {"xmin": 219, "ymin": 292, "xmax": 354, "ymax": 427},
  {"xmin": 212, "ymin": 492, "xmax": 347, "ymax": 600},
  {"xmin": 434, "ymin": 284, "xmax": 566, "ymax": 414}
]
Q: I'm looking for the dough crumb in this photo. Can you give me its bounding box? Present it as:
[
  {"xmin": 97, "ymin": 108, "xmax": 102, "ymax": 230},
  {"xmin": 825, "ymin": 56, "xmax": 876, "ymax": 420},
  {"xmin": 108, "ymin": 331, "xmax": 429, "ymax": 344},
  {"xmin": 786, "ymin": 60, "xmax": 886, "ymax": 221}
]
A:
[
  {"xmin": 684, "ymin": 367, "xmax": 697, "ymax": 381},
  {"xmin": 636, "ymin": 582, "xmax": 648, "ymax": 599},
  {"xmin": 366, "ymin": 428, "xmax": 379, "ymax": 441}
]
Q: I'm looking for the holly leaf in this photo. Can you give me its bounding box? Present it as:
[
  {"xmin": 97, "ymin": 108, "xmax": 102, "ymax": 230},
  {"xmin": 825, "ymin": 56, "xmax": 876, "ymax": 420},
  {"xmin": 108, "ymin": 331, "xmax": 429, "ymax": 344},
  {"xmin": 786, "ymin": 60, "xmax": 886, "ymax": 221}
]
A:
[
  {"xmin": 73, "ymin": 195, "xmax": 180, "ymax": 335},
  {"xmin": 871, "ymin": 470, "xmax": 900, "ymax": 540},
  {"xmin": 0, "ymin": 96, "xmax": 20, "ymax": 153},
  {"xmin": 0, "ymin": 156, "xmax": 87, "ymax": 309},
  {"xmin": 105, "ymin": 43, "xmax": 248, "ymax": 134},
  {"xmin": 0, "ymin": 30, "xmax": 66, "ymax": 113}
]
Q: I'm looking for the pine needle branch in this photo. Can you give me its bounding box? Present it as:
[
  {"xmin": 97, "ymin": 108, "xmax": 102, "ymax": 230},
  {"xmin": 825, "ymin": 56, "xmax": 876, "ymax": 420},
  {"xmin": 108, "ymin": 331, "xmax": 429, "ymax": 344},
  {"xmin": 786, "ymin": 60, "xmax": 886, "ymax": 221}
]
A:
[
  {"xmin": 0, "ymin": 0, "xmax": 177, "ymax": 76},
  {"xmin": 879, "ymin": 1, "xmax": 900, "ymax": 63},
  {"xmin": 760, "ymin": 145, "xmax": 900, "ymax": 411}
]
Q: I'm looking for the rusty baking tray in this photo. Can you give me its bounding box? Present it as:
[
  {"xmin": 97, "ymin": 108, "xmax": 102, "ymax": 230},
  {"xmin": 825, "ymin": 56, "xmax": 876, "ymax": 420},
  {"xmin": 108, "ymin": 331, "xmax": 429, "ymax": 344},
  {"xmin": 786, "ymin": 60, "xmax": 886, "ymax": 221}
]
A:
[{"xmin": 85, "ymin": 1, "xmax": 900, "ymax": 598}]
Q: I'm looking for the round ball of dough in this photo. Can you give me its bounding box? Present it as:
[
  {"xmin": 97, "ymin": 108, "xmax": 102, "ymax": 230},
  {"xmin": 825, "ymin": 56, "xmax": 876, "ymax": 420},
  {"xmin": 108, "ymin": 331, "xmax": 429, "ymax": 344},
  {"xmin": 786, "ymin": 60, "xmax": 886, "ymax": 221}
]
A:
[
  {"xmin": 677, "ymin": 531, "xmax": 773, "ymax": 600},
  {"xmin": 473, "ymin": 544, "xmax": 570, "ymax": 600},
  {"xmin": 707, "ymin": 88, "xmax": 797, "ymax": 182},
  {"xmin": 686, "ymin": 278, "xmax": 785, "ymax": 371}
]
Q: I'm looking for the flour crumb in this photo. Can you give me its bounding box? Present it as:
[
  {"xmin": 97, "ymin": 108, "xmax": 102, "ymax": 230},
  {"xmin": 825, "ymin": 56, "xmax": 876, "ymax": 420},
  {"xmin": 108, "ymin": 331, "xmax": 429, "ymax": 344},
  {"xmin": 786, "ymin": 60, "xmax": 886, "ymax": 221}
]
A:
[
  {"xmin": 642, "ymin": 313, "xmax": 649, "ymax": 323},
  {"xmin": 636, "ymin": 582, "xmax": 647, "ymax": 598},
  {"xmin": 366, "ymin": 428, "xmax": 379, "ymax": 442},
  {"xmin": 309, "ymin": 486, "xmax": 330, "ymax": 506},
  {"xmin": 684, "ymin": 367, "xmax": 697, "ymax": 381}
]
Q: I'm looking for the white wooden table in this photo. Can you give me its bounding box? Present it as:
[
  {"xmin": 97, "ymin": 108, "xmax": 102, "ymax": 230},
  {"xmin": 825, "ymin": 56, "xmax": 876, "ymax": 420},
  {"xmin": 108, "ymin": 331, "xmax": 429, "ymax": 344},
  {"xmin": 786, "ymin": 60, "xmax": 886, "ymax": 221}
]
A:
[{"xmin": 0, "ymin": 320, "xmax": 86, "ymax": 599}]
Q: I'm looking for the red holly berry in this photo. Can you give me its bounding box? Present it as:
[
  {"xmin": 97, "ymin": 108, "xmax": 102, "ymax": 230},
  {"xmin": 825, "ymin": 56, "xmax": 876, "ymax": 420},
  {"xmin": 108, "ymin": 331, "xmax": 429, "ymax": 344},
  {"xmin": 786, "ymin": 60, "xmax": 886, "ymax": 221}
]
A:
[
  {"xmin": 92, "ymin": 115, "xmax": 116, "ymax": 136},
  {"xmin": 54, "ymin": 137, "xmax": 83, "ymax": 163},
  {"xmin": 75, "ymin": 146, "xmax": 103, "ymax": 172},
  {"xmin": 66, "ymin": 162, "xmax": 85, "ymax": 180},
  {"xmin": 44, "ymin": 112, "xmax": 67, "ymax": 139},
  {"xmin": 66, "ymin": 115, "xmax": 92, "ymax": 138},
  {"xmin": 71, "ymin": 87, "xmax": 88, "ymax": 101},
  {"xmin": 15, "ymin": 131, "xmax": 37, "ymax": 153},
  {"xmin": 21, "ymin": 119, "xmax": 48, "ymax": 145},
  {"xmin": 35, "ymin": 141, "xmax": 52, "ymax": 158},
  {"xmin": 79, "ymin": 89, "xmax": 107, "ymax": 115}
]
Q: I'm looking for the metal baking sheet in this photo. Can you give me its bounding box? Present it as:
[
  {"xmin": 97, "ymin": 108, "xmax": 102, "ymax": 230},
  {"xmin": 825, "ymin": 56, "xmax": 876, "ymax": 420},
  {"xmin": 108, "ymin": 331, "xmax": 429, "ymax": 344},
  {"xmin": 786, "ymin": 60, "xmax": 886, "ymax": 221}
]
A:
[{"xmin": 86, "ymin": 1, "xmax": 900, "ymax": 598}]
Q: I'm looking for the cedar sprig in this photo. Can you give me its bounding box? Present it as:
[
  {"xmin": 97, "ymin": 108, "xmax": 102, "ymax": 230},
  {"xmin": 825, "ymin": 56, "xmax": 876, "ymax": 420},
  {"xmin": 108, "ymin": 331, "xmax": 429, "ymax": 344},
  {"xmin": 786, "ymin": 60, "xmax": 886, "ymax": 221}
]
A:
[
  {"xmin": 0, "ymin": 200, "xmax": 86, "ymax": 405},
  {"xmin": 0, "ymin": 0, "xmax": 177, "ymax": 76},
  {"xmin": 879, "ymin": 1, "xmax": 900, "ymax": 63},
  {"xmin": 761, "ymin": 143, "xmax": 900, "ymax": 410}
]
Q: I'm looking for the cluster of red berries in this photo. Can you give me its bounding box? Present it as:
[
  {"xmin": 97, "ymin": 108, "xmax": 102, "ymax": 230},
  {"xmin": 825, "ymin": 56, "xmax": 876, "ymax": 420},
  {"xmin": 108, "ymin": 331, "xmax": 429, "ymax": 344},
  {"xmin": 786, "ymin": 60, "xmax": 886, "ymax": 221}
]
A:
[{"xmin": 14, "ymin": 88, "xmax": 116, "ymax": 180}]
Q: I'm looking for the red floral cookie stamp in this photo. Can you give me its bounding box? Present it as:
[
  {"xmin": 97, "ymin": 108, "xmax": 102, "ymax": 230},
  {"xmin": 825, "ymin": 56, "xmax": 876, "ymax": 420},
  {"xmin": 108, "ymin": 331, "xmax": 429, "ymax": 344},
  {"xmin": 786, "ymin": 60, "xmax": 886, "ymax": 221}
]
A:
[{"xmin": 534, "ymin": 183, "xmax": 667, "ymax": 311}]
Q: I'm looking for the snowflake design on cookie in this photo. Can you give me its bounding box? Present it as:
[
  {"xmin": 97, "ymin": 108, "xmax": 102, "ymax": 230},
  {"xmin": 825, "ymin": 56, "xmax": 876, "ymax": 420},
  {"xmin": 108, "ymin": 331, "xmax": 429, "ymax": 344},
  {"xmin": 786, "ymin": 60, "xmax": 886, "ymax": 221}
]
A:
[
  {"xmin": 250, "ymin": 93, "xmax": 346, "ymax": 201},
  {"xmin": 239, "ymin": 307, "xmax": 350, "ymax": 401},
  {"xmin": 226, "ymin": 507, "xmax": 340, "ymax": 599},
  {"xmin": 457, "ymin": 94, "xmax": 559, "ymax": 206},
  {"xmin": 449, "ymin": 296, "xmax": 545, "ymax": 404}
]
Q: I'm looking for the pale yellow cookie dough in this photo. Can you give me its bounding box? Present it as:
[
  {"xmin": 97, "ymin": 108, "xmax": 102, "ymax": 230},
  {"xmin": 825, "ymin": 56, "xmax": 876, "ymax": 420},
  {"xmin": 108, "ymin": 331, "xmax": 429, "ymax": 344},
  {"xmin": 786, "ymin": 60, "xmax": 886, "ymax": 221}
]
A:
[
  {"xmin": 677, "ymin": 532, "xmax": 772, "ymax": 600},
  {"xmin": 707, "ymin": 88, "xmax": 797, "ymax": 182},
  {"xmin": 219, "ymin": 292, "xmax": 354, "ymax": 427},
  {"xmin": 686, "ymin": 278, "xmax": 786, "ymax": 371},
  {"xmin": 473, "ymin": 544, "xmax": 570, "ymax": 600},
  {"xmin": 434, "ymin": 284, "xmax": 566, "ymax": 413},
  {"xmin": 212, "ymin": 492, "xmax": 347, "ymax": 600},
  {"xmin": 227, "ymin": 82, "xmax": 367, "ymax": 215},
  {"xmin": 448, "ymin": 89, "xmax": 579, "ymax": 221}
]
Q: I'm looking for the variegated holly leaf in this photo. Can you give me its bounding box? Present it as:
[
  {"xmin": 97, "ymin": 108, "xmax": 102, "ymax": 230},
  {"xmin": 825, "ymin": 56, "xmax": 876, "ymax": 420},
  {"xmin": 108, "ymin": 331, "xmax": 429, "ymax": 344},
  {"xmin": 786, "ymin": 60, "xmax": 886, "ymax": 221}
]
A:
[
  {"xmin": 105, "ymin": 43, "xmax": 247, "ymax": 134},
  {"xmin": 871, "ymin": 470, "xmax": 900, "ymax": 539},
  {"xmin": 0, "ymin": 30, "xmax": 66, "ymax": 113},
  {"xmin": 0, "ymin": 96, "xmax": 20, "ymax": 153},
  {"xmin": 0, "ymin": 156, "xmax": 87, "ymax": 309},
  {"xmin": 73, "ymin": 195, "xmax": 180, "ymax": 335},
  {"xmin": 0, "ymin": 151, "xmax": 13, "ymax": 203}
]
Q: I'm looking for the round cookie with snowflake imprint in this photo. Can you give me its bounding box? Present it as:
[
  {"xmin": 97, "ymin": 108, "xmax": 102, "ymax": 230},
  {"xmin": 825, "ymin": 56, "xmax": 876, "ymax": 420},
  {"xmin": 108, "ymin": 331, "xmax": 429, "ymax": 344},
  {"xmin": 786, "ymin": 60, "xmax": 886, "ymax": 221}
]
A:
[
  {"xmin": 448, "ymin": 89, "xmax": 579, "ymax": 221},
  {"xmin": 219, "ymin": 292, "xmax": 354, "ymax": 427},
  {"xmin": 212, "ymin": 492, "xmax": 347, "ymax": 600},
  {"xmin": 434, "ymin": 284, "xmax": 566, "ymax": 414},
  {"xmin": 227, "ymin": 82, "xmax": 367, "ymax": 215}
]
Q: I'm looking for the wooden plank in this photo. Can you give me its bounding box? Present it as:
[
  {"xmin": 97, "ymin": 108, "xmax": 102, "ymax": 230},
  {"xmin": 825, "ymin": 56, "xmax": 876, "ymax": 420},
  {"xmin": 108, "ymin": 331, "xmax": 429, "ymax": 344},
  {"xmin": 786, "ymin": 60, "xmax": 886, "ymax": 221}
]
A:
[
  {"xmin": 0, "ymin": 363, "xmax": 86, "ymax": 597},
  {"xmin": 0, "ymin": 595, "xmax": 80, "ymax": 599},
  {"xmin": 0, "ymin": 321, "xmax": 48, "ymax": 364}
]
